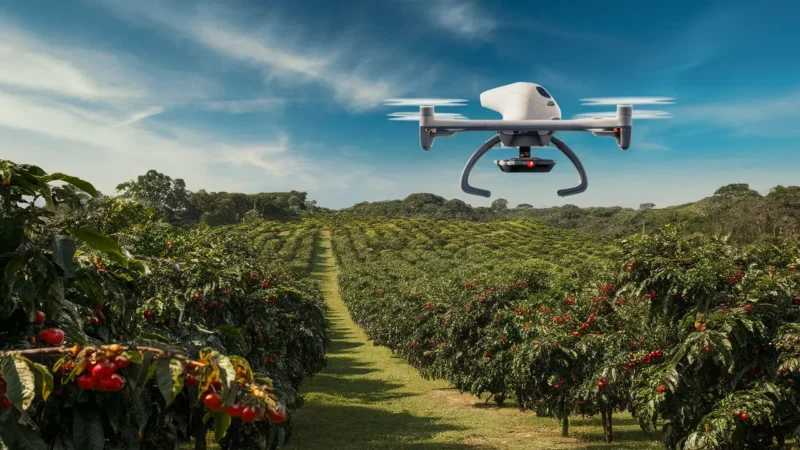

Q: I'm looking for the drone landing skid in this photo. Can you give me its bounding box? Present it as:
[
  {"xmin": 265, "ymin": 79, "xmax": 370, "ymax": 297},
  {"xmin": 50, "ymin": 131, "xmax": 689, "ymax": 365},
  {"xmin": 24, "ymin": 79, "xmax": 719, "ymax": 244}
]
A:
[{"xmin": 460, "ymin": 134, "xmax": 587, "ymax": 198}]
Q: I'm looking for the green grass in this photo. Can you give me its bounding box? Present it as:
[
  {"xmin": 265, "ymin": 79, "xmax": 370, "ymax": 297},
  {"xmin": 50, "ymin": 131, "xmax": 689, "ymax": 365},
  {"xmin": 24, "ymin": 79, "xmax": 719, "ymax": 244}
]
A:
[{"xmin": 280, "ymin": 232, "xmax": 660, "ymax": 450}]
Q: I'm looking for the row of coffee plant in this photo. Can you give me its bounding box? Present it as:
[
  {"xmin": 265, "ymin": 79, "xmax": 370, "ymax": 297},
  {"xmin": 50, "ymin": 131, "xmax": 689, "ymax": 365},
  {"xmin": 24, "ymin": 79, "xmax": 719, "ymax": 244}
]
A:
[
  {"xmin": 332, "ymin": 218, "xmax": 800, "ymax": 449},
  {"xmin": 0, "ymin": 161, "xmax": 327, "ymax": 449}
]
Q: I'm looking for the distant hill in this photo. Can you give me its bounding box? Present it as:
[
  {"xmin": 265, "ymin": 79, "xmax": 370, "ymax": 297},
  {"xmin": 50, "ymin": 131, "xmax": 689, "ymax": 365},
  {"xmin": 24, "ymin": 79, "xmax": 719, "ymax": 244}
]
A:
[{"xmin": 338, "ymin": 184, "xmax": 800, "ymax": 244}]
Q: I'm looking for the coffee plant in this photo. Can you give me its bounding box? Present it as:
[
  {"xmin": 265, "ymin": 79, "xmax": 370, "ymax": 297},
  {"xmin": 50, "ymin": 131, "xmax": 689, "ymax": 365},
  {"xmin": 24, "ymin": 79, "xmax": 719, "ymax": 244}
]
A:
[
  {"xmin": 0, "ymin": 161, "xmax": 327, "ymax": 449},
  {"xmin": 4, "ymin": 159, "xmax": 800, "ymax": 450},
  {"xmin": 332, "ymin": 219, "xmax": 800, "ymax": 449}
]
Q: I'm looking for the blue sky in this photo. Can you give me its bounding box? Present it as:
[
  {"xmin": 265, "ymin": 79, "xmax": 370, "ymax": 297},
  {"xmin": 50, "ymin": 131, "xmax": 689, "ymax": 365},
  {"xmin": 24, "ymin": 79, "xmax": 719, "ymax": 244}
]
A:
[{"xmin": 2, "ymin": 0, "xmax": 799, "ymax": 209}]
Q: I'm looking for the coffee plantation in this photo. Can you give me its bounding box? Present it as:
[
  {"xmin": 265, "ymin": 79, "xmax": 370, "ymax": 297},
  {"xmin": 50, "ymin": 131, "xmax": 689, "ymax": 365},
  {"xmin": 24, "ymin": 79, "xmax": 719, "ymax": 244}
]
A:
[
  {"xmin": 2, "ymin": 159, "xmax": 800, "ymax": 449},
  {"xmin": 0, "ymin": 161, "xmax": 326, "ymax": 449},
  {"xmin": 331, "ymin": 218, "xmax": 800, "ymax": 449}
]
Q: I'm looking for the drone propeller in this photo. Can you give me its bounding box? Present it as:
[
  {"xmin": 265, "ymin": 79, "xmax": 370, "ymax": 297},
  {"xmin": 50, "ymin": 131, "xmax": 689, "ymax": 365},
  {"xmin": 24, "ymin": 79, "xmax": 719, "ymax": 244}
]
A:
[
  {"xmin": 388, "ymin": 112, "xmax": 468, "ymax": 121},
  {"xmin": 384, "ymin": 98, "xmax": 467, "ymax": 107},
  {"xmin": 576, "ymin": 96, "xmax": 675, "ymax": 120},
  {"xmin": 580, "ymin": 96, "xmax": 675, "ymax": 106},
  {"xmin": 573, "ymin": 110, "xmax": 672, "ymax": 120}
]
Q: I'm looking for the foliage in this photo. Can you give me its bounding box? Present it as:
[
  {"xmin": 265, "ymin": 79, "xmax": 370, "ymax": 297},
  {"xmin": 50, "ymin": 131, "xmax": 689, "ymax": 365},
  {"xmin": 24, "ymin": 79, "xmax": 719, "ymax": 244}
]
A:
[
  {"xmin": 331, "ymin": 218, "xmax": 800, "ymax": 449},
  {"xmin": 189, "ymin": 190, "xmax": 309, "ymax": 226},
  {"xmin": 341, "ymin": 183, "xmax": 800, "ymax": 245},
  {"xmin": 0, "ymin": 161, "xmax": 327, "ymax": 449},
  {"xmin": 114, "ymin": 169, "xmax": 310, "ymax": 227},
  {"xmin": 491, "ymin": 198, "xmax": 508, "ymax": 211},
  {"xmin": 116, "ymin": 170, "xmax": 192, "ymax": 224}
]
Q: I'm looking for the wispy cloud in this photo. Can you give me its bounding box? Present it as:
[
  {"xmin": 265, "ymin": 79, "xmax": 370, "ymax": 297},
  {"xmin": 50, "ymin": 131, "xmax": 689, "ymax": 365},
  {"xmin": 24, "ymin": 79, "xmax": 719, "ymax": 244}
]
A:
[
  {"xmin": 0, "ymin": 24, "xmax": 145, "ymax": 101},
  {"xmin": 0, "ymin": 21, "xmax": 217, "ymax": 106},
  {"xmin": 671, "ymin": 91, "xmax": 800, "ymax": 136},
  {"xmin": 202, "ymin": 98, "xmax": 286, "ymax": 114},
  {"xmin": 652, "ymin": 8, "xmax": 747, "ymax": 77},
  {"xmin": 0, "ymin": 92, "xmax": 193, "ymax": 161},
  {"xmin": 0, "ymin": 89, "xmax": 337, "ymax": 195},
  {"xmin": 219, "ymin": 134, "xmax": 295, "ymax": 178},
  {"xmin": 0, "ymin": 11, "xmax": 395, "ymax": 204},
  {"xmin": 92, "ymin": 0, "xmax": 425, "ymax": 111},
  {"xmin": 676, "ymin": 92, "xmax": 800, "ymax": 125},
  {"xmin": 112, "ymin": 107, "xmax": 165, "ymax": 128},
  {"xmin": 636, "ymin": 141, "xmax": 670, "ymax": 151},
  {"xmin": 426, "ymin": 0, "xmax": 496, "ymax": 39}
]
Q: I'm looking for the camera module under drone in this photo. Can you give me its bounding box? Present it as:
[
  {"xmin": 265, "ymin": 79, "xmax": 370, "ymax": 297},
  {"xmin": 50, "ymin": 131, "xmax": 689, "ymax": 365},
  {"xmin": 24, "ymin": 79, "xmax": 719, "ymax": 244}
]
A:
[{"xmin": 417, "ymin": 82, "xmax": 632, "ymax": 198}]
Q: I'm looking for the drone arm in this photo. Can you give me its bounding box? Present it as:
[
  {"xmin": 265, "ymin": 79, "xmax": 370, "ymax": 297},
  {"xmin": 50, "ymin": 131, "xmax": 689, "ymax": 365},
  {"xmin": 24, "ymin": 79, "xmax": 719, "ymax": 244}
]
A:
[
  {"xmin": 427, "ymin": 118, "xmax": 620, "ymax": 130},
  {"xmin": 550, "ymin": 136, "xmax": 588, "ymax": 197},
  {"xmin": 460, "ymin": 134, "xmax": 501, "ymax": 198},
  {"xmin": 420, "ymin": 105, "xmax": 633, "ymax": 149}
]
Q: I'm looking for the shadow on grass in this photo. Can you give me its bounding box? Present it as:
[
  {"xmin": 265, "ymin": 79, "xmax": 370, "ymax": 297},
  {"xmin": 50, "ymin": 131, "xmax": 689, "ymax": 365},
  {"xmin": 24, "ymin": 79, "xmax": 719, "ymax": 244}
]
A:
[
  {"xmin": 571, "ymin": 416, "xmax": 662, "ymax": 449},
  {"xmin": 286, "ymin": 404, "xmax": 475, "ymax": 450},
  {"xmin": 576, "ymin": 444, "xmax": 658, "ymax": 450},
  {"xmin": 323, "ymin": 355, "xmax": 379, "ymax": 377},
  {"xmin": 303, "ymin": 372, "xmax": 415, "ymax": 403},
  {"xmin": 469, "ymin": 402, "xmax": 519, "ymax": 410},
  {"xmin": 329, "ymin": 339, "xmax": 365, "ymax": 352}
]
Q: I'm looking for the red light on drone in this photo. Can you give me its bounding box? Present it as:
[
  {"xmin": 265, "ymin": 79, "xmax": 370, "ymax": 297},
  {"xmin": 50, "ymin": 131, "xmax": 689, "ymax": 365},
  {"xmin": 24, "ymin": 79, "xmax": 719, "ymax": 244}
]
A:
[
  {"xmin": 614, "ymin": 128, "xmax": 620, "ymax": 133},
  {"xmin": 527, "ymin": 161, "xmax": 535, "ymax": 168}
]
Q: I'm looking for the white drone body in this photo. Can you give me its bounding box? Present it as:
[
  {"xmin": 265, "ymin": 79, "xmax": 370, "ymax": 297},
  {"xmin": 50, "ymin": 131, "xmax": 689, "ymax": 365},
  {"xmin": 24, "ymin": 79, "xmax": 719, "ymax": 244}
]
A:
[{"xmin": 418, "ymin": 82, "xmax": 632, "ymax": 197}]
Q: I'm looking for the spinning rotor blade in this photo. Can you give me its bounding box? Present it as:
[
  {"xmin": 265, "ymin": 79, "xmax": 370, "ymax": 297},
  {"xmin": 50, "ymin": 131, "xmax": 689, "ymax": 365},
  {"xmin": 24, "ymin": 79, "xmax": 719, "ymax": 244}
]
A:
[
  {"xmin": 580, "ymin": 97, "xmax": 674, "ymax": 105},
  {"xmin": 573, "ymin": 110, "xmax": 672, "ymax": 120},
  {"xmin": 388, "ymin": 112, "xmax": 468, "ymax": 121},
  {"xmin": 384, "ymin": 98, "xmax": 467, "ymax": 106}
]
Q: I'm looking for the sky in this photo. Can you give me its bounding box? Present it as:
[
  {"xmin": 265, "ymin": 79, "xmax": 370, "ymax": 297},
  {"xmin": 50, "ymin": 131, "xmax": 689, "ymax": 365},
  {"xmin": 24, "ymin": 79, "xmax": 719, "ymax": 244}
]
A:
[{"xmin": 2, "ymin": 0, "xmax": 800, "ymax": 209}]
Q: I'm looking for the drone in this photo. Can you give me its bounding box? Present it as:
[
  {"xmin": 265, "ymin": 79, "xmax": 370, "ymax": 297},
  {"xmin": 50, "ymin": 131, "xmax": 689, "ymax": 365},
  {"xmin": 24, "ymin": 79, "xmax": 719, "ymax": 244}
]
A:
[{"xmin": 416, "ymin": 82, "xmax": 633, "ymax": 198}]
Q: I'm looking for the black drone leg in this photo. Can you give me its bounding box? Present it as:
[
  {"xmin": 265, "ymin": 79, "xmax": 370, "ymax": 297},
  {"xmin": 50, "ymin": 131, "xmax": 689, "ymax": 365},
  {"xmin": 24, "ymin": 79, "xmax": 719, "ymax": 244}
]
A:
[
  {"xmin": 460, "ymin": 134, "xmax": 501, "ymax": 197},
  {"xmin": 550, "ymin": 136, "xmax": 588, "ymax": 196}
]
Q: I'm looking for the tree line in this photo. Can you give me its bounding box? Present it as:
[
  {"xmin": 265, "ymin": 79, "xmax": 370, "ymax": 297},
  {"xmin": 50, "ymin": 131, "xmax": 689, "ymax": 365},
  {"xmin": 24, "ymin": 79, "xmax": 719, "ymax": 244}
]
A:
[
  {"xmin": 103, "ymin": 170, "xmax": 320, "ymax": 226},
  {"xmin": 99, "ymin": 169, "xmax": 800, "ymax": 245},
  {"xmin": 341, "ymin": 183, "xmax": 800, "ymax": 244}
]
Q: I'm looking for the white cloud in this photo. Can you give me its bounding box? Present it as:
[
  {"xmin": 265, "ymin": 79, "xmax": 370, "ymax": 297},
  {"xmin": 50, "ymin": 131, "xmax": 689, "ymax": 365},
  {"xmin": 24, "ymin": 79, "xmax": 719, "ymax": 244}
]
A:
[
  {"xmin": 0, "ymin": 90, "xmax": 345, "ymax": 196},
  {"xmin": 92, "ymin": 0, "xmax": 419, "ymax": 111},
  {"xmin": 0, "ymin": 25, "xmax": 145, "ymax": 101},
  {"xmin": 675, "ymin": 92, "xmax": 800, "ymax": 126},
  {"xmin": 653, "ymin": 9, "xmax": 748, "ymax": 78},
  {"xmin": 0, "ymin": 22, "xmax": 218, "ymax": 106},
  {"xmin": 0, "ymin": 92, "xmax": 196, "ymax": 162},
  {"xmin": 219, "ymin": 134, "xmax": 295, "ymax": 178},
  {"xmin": 112, "ymin": 107, "xmax": 165, "ymax": 128},
  {"xmin": 202, "ymin": 98, "xmax": 286, "ymax": 114},
  {"xmin": 667, "ymin": 91, "xmax": 800, "ymax": 137},
  {"xmin": 428, "ymin": 0, "xmax": 496, "ymax": 39},
  {"xmin": 0, "ymin": 11, "xmax": 401, "ymax": 204}
]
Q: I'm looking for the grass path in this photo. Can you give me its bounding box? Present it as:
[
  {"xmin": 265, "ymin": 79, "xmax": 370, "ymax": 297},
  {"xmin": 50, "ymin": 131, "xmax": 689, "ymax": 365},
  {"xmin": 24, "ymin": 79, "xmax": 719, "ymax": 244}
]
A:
[{"xmin": 283, "ymin": 232, "xmax": 660, "ymax": 450}]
